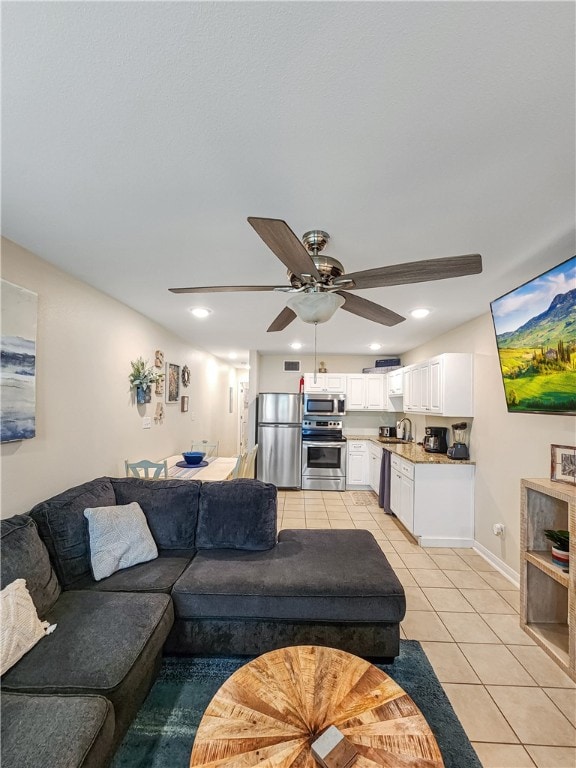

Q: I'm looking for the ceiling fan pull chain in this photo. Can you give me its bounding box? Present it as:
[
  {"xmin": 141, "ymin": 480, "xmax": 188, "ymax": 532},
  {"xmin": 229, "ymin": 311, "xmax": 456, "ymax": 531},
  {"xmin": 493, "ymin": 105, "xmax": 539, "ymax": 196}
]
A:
[{"xmin": 314, "ymin": 322, "xmax": 318, "ymax": 383}]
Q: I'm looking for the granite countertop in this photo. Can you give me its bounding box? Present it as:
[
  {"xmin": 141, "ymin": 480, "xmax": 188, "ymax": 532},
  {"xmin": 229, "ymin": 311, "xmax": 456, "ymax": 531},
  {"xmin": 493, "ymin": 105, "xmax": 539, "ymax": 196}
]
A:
[{"xmin": 345, "ymin": 434, "xmax": 475, "ymax": 465}]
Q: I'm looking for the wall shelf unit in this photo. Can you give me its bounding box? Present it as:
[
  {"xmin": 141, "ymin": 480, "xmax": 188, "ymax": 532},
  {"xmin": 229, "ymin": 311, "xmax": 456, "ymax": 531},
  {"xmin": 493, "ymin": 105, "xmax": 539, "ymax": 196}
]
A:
[{"xmin": 520, "ymin": 478, "xmax": 575, "ymax": 682}]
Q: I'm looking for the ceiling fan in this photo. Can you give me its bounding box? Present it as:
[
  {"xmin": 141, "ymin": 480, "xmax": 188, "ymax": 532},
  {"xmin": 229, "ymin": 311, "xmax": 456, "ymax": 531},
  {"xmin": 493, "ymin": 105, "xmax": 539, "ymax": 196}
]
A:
[{"xmin": 169, "ymin": 218, "xmax": 482, "ymax": 332}]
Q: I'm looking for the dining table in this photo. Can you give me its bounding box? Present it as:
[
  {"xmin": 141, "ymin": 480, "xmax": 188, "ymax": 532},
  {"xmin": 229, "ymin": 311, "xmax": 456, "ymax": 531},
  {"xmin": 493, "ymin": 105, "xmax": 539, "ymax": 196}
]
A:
[{"xmin": 163, "ymin": 454, "xmax": 238, "ymax": 482}]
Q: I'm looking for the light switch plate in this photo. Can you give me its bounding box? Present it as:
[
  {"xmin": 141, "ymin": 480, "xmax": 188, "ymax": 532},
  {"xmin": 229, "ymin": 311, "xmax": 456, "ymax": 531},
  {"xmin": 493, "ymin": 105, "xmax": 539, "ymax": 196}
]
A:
[{"xmin": 142, "ymin": 417, "xmax": 152, "ymax": 429}]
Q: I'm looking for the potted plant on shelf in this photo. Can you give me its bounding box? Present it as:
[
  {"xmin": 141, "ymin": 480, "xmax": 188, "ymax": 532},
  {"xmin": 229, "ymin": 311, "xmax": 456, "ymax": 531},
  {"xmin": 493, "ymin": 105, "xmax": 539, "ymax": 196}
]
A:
[
  {"xmin": 129, "ymin": 357, "xmax": 163, "ymax": 404},
  {"xmin": 544, "ymin": 529, "xmax": 570, "ymax": 569}
]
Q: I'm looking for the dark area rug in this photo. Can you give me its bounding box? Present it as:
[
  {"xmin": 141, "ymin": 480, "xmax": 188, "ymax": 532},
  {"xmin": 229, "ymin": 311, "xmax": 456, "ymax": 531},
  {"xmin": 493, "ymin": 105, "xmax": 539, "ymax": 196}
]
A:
[{"xmin": 112, "ymin": 640, "xmax": 481, "ymax": 768}]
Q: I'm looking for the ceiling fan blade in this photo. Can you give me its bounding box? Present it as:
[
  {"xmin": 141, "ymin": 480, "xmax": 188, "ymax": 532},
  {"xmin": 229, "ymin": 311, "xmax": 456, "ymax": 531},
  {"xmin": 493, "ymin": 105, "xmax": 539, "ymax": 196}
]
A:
[
  {"xmin": 267, "ymin": 306, "xmax": 297, "ymax": 332},
  {"xmin": 341, "ymin": 253, "xmax": 482, "ymax": 290},
  {"xmin": 336, "ymin": 291, "xmax": 405, "ymax": 326},
  {"xmin": 248, "ymin": 217, "xmax": 321, "ymax": 281},
  {"xmin": 169, "ymin": 285, "xmax": 280, "ymax": 294}
]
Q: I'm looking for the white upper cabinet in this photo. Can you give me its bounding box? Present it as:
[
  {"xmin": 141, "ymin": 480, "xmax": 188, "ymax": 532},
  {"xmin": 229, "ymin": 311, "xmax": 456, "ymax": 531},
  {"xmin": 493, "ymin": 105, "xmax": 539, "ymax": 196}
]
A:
[
  {"xmin": 387, "ymin": 368, "xmax": 404, "ymax": 396},
  {"xmin": 303, "ymin": 373, "xmax": 347, "ymax": 393},
  {"xmin": 403, "ymin": 353, "xmax": 473, "ymax": 416},
  {"xmin": 346, "ymin": 374, "xmax": 386, "ymax": 410}
]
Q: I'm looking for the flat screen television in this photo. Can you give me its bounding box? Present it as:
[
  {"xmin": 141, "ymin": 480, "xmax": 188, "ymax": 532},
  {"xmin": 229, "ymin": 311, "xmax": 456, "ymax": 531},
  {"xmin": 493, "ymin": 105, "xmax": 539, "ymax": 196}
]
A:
[{"xmin": 489, "ymin": 256, "xmax": 576, "ymax": 414}]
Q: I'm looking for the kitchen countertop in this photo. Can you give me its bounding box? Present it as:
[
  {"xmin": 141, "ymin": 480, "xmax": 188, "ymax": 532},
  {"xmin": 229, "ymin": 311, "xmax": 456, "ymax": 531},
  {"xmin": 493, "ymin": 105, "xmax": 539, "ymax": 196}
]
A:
[{"xmin": 345, "ymin": 434, "xmax": 475, "ymax": 465}]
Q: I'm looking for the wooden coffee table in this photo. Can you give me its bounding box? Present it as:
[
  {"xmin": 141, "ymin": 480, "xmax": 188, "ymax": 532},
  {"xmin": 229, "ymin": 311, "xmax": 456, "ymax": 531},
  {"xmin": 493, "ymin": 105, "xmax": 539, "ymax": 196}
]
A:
[{"xmin": 190, "ymin": 645, "xmax": 444, "ymax": 767}]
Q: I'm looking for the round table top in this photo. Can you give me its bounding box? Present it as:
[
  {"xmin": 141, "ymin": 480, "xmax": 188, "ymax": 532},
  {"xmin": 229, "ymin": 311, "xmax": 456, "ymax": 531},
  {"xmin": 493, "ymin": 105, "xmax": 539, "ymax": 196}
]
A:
[{"xmin": 190, "ymin": 644, "xmax": 444, "ymax": 767}]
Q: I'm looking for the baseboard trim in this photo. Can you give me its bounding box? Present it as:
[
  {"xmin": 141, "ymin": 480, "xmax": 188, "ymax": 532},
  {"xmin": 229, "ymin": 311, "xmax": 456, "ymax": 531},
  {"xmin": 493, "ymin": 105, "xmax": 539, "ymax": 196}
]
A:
[
  {"xmin": 473, "ymin": 540, "xmax": 520, "ymax": 588},
  {"xmin": 419, "ymin": 537, "xmax": 475, "ymax": 548}
]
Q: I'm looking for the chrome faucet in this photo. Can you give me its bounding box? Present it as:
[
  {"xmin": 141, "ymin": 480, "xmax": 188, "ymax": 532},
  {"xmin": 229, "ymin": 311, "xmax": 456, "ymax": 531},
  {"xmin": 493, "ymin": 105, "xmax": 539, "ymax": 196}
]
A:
[{"xmin": 398, "ymin": 417, "xmax": 412, "ymax": 441}]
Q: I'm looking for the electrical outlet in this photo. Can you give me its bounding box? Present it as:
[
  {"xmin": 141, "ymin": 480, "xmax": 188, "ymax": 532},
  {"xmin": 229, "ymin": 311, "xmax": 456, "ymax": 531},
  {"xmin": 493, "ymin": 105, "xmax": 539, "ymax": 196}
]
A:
[
  {"xmin": 493, "ymin": 523, "xmax": 505, "ymax": 536},
  {"xmin": 142, "ymin": 417, "xmax": 152, "ymax": 429}
]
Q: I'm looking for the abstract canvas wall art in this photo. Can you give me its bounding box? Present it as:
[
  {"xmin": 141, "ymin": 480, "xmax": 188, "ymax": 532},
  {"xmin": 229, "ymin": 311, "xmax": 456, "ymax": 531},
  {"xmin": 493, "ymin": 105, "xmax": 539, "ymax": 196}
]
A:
[{"xmin": 1, "ymin": 280, "xmax": 38, "ymax": 442}]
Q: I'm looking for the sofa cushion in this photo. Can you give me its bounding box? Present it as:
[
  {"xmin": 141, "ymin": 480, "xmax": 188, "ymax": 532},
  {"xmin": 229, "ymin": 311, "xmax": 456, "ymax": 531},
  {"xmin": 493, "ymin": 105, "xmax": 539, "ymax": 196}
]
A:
[
  {"xmin": 195, "ymin": 479, "xmax": 277, "ymax": 550},
  {"xmin": 111, "ymin": 477, "xmax": 200, "ymax": 552},
  {"xmin": 1, "ymin": 691, "xmax": 115, "ymax": 768},
  {"xmin": 80, "ymin": 556, "xmax": 191, "ymax": 593},
  {"xmin": 29, "ymin": 478, "xmax": 116, "ymax": 589},
  {"xmin": 84, "ymin": 502, "xmax": 158, "ymax": 580},
  {"xmin": 1, "ymin": 590, "xmax": 174, "ymax": 741},
  {"xmin": 0, "ymin": 515, "xmax": 60, "ymax": 616},
  {"xmin": 172, "ymin": 529, "xmax": 406, "ymax": 623},
  {"xmin": 0, "ymin": 579, "xmax": 52, "ymax": 675}
]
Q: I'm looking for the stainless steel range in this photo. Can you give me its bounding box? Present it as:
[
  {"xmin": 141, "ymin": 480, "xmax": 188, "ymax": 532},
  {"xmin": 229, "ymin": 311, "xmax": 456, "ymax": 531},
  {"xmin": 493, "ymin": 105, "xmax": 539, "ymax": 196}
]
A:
[{"xmin": 301, "ymin": 419, "xmax": 347, "ymax": 491}]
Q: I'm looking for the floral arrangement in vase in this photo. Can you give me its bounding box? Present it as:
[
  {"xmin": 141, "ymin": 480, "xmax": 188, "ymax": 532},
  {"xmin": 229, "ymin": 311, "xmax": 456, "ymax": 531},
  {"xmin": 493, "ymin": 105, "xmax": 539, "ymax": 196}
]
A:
[
  {"xmin": 129, "ymin": 357, "xmax": 163, "ymax": 404},
  {"xmin": 544, "ymin": 529, "xmax": 569, "ymax": 569}
]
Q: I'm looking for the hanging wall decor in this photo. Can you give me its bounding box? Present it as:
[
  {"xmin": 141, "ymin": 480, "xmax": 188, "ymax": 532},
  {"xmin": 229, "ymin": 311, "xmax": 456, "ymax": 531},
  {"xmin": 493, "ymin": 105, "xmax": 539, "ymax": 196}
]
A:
[
  {"xmin": 0, "ymin": 280, "xmax": 38, "ymax": 443},
  {"xmin": 181, "ymin": 365, "xmax": 191, "ymax": 388},
  {"xmin": 166, "ymin": 363, "xmax": 180, "ymax": 403},
  {"xmin": 129, "ymin": 357, "xmax": 162, "ymax": 406},
  {"xmin": 181, "ymin": 395, "xmax": 189, "ymax": 413},
  {"xmin": 154, "ymin": 349, "xmax": 164, "ymax": 368},
  {"xmin": 155, "ymin": 377, "xmax": 164, "ymax": 396},
  {"xmin": 154, "ymin": 402, "xmax": 165, "ymax": 423}
]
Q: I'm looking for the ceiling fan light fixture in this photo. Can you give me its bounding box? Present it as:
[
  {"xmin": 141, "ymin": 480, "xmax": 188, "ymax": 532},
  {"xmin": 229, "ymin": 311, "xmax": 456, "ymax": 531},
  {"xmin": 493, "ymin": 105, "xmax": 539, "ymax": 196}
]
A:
[
  {"xmin": 286, "ymin": 291, "xmax": 345, "ymax": 324},
  {"xmin": 410, "ymin": 308, "xmax": 430, "ymax": 319},
  {"xmin": 190, "ymin": 307, "xmax": 212, "ymax": 319}
]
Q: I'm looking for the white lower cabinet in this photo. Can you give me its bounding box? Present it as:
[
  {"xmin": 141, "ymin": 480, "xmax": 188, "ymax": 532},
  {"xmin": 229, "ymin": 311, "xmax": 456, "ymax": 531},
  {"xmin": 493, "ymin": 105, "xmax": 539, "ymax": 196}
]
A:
[
  {"xmin": 368, "ymin": 442, "xmax": 382, "ymax": 496},
  {"xmin": 346, "ymin": 441, "xmax": 369, "ymax": 486},
  {"xmin": 390, "ymin": 455, "xmax": 475, "ymax": 547}
]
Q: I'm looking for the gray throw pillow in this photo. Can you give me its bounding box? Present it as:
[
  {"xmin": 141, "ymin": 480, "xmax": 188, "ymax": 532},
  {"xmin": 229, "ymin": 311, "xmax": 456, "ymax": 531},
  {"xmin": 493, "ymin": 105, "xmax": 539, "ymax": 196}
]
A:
[{"xmin": 83, "ymin": 502, "xmax": 158, "ymax": 581}]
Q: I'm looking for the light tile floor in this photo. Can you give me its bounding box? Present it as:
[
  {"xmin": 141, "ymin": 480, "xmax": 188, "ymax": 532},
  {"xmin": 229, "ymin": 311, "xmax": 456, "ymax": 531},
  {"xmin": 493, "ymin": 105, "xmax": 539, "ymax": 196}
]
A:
[{"xmin": 277, "ymin": 489, "xmax": 576, "ymax": 768}]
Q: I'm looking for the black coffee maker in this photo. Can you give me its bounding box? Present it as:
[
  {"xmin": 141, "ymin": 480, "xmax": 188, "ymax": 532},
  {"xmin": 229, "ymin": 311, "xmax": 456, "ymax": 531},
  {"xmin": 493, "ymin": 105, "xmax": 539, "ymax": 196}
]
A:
[{"xmin": 423, "ymin": 426, "xmax": 448, "ymax": 453}]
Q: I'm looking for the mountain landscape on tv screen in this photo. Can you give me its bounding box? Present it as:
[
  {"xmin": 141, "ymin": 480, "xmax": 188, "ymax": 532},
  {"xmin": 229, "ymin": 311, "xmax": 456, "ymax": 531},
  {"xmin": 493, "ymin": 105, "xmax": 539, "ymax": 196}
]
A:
[{"xmin": 495, "ymin": 285, "xmax": 576, "ymax": 413}]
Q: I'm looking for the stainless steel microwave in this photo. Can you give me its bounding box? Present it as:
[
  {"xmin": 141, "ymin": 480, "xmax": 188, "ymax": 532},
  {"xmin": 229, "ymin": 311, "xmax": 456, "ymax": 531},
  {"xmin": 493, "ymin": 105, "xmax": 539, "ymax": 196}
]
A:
[{"xmin": 303, "ymin": 393, "xmax": 346, "ymax": 417}]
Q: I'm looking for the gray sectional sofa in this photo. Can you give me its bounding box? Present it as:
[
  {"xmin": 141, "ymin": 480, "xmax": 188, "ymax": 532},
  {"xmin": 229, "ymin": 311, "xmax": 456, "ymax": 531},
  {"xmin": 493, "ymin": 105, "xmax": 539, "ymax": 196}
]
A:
[{"xmin": 1, "ymin": 476, "xmax": 405, "ymax": 768}]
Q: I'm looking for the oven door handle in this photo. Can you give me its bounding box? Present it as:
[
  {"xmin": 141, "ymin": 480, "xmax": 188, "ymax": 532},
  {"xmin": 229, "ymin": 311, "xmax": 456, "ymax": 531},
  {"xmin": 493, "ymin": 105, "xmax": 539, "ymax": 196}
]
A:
[{"xmin": 303, "ymin": 442, "xmax": 345, "ymax": 448}]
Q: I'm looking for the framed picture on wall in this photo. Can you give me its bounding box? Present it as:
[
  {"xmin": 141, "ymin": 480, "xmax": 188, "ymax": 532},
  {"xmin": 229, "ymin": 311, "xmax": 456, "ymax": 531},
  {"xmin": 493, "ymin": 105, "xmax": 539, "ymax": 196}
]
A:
[
  {"xmin": 181, "ymin": 396, "xmax": 189, "ymax": 413},
  {"xmin": 166, "ymin": 363, "xmax": 180, "ymax": 403}
]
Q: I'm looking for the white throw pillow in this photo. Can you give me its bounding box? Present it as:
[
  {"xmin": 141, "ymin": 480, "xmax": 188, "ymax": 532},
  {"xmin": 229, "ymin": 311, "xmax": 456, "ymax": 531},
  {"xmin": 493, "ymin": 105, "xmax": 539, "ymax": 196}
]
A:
[
  {"xmin": 0, "ymin": 579, "xmax": 52, "ymax": 675},
  {"xmin": 84, "ymin": 502, "xmax": 158, "ymax": 581}
]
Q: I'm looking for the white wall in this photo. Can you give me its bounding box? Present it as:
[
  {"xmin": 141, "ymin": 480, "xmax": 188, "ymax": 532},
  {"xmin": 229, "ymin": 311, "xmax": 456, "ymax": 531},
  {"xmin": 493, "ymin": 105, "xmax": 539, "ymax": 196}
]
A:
[
  {"xmin": 1, "ymin": 238, "xmax": 238, "ymax": 518},
  {"xmin": 401, "ymin": 313, "xmax": 575, "ymax": 574}
]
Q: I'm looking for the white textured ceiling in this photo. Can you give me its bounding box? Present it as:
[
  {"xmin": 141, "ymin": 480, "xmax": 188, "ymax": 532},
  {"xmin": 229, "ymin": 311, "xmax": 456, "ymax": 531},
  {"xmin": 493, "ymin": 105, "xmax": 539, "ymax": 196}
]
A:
[{"xmin": 2, "ymin": 2, "xmax": 575, "ymax": 367}]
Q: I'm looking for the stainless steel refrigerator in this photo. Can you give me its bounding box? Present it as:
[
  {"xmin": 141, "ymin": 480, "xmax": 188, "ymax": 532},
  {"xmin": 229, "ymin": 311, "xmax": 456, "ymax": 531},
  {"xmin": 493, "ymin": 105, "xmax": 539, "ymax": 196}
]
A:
[{"xmin": 257, "ymin": 393, "xmax": 302, "ymax": 488}]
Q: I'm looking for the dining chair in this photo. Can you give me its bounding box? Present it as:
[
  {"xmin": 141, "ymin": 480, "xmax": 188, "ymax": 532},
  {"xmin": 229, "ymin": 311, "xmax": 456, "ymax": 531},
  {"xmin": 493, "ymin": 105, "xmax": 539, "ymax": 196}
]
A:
[
  {"xmin": 190, "ymin": 440, "xmax": 219, "ymax": 458},
  {"xmin": 240, "ymin": 444, "xmax": 258, "ymax": 479},
  {"xmin": 125, "ymin": 459, "xmax": 168, "ymax": 480},
  {"xmin": 231, "ymin": 452, "xmax": 247, "ymax": 479}
]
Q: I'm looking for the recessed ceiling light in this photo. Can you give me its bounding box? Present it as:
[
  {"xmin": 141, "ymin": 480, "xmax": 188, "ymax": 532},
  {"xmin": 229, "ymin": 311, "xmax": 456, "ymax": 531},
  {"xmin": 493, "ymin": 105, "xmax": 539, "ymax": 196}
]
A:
[
  {"xmin": 189, "ymin": 307, "xmax": 212, "ymax": 319},
  {"xmin": 228, "ymin": 352, "xmax": 237, "ymax": 360},
  {"xmin": 290, "ymin": 342, "xmax": 303, "ymax": 350},
  {"xmin": 410, "ymin": 308, "xmax": 430, "ymax": 319},
  {"xmin": 369, "ymin": 343, "xmax": 382, "ymax": 351}
]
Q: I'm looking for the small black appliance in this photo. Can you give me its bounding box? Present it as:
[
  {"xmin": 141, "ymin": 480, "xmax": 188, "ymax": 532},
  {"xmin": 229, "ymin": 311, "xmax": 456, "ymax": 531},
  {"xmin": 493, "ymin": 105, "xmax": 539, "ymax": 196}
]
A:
[
  {"xmin": 379, "ymin": 426, "xmax": 397, "ymax": 438},
  {"xmin": 423, "ymin": 426, "xmax": 448, "ymax": 454}
]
